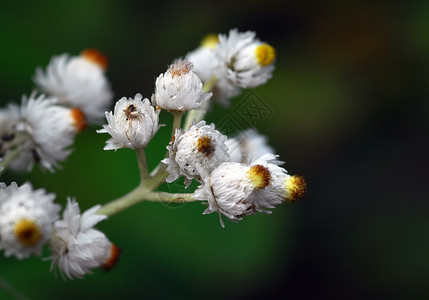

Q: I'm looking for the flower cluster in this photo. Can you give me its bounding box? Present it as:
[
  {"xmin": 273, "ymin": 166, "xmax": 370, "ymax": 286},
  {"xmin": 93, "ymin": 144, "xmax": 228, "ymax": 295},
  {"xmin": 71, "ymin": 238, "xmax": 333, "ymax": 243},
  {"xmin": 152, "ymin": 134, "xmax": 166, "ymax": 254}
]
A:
[
  {"xmin": 187, "ymin": 29, "xmax": 276, "ymax": 105},
  {"xmin": 0, "ymin": 48, "xmax": 113, "ymax": 172},
  {"xmin": 163, "ymin": 121, "xmax": 229, "ymax": 187},
  {"xmin": 193, "ymin": 154, "xmax": 305, "ymax": 227},
  {"xmin": 0, "ymin": 48, "xmax": 119, "ymax": 279},
  {"xmin": 34, "ymin": 48, "xmax": 113, "ymax": 122},
  {"xmin": 97, "ymin": 94, "xmax": 162, "ymax": 150},
  {"xmin": 0, "ymin": 29, "xmax": 305, "ymax": 281},
  {"xmin": 0, "ymin": 182, "xmax": 119, "ymax": 278}
]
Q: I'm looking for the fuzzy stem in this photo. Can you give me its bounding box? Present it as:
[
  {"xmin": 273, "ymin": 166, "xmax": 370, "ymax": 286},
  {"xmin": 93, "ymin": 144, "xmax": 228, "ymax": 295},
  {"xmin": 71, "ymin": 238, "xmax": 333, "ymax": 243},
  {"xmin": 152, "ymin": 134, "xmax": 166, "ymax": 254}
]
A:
[
  {"xmin": 147, "ymin": 112, "xmax": 183, "ymax": 187},
  {"xmin": 0, "ymin": 147, "xmax": 22, "ymax": 176},
  {"xmin": 183, "ymin": 107, "xmax": 205, "ymax": 131},
  {"xmin": 203, "ymin": 75, "xmax": 218, "ymax": 93},
  {"xmin": 136, "ymin": 148, "xmax": 149, "ymax": 180},
  {"xmin": 97, "ymin": 185, "xmax": 195, "ymax": 217},
  {"xmin": 97, "ymin": 112, "xmax": 191, "ymax": 217},
  {"xmin": 171, "ymin": 111, "xmax": 183, "ymax": 137}
]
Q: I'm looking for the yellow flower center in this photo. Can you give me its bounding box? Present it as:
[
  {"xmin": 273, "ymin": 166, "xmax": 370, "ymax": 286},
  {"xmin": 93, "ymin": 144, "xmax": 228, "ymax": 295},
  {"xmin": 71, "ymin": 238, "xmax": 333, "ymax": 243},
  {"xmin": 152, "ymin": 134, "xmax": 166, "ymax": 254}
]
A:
[
  {"xmin": 81, "ymin": 48, "xmax": 108, "ymax": 70},
  {"xmin": 247, "ymin": 165, "xmax": 271, "ymax": 189},
  {"xmin": 14, "ymin": 219, "xmax": 42, "ymax": 246},
  {"xmin": 285, "ymin": 175, "xmax": 306, "ymax": 202},
  {"xmin": 197, "ymin": 136, "xmax": 215, "ymax": 158},
  {"xmin": 255, "ymin": 44, "xmax": 276, "ymax": 66},
  {"xmin": 201, "ymin": 34, "xmax": 219, "ymax": 49}
]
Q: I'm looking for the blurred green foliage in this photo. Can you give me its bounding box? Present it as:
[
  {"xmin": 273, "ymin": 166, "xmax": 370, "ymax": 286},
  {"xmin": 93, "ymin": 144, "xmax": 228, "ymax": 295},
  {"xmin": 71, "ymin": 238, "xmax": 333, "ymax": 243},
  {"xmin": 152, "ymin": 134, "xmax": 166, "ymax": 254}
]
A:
[{"xmin": 1, "ymin": 0, "xmax": 429, "ymax": 299}]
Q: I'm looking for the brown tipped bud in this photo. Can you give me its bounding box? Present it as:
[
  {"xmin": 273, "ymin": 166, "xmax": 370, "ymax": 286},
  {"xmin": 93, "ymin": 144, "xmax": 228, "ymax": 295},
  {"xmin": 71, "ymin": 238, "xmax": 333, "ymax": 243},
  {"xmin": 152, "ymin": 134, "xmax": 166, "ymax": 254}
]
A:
[
  {"xmin": 169, "ymin": 59, "xmax": 193, "ymax": 78},
  {"xmin": 81, "ymin": 48, "xmax": 108, "ymax": 70},
  {"xmin": 70, "ymin": 108, "xmax": 88, "ymax": 132},
  {"xmin": 102, "ymin": 244, "xmax": 121, "ymax": 271}
]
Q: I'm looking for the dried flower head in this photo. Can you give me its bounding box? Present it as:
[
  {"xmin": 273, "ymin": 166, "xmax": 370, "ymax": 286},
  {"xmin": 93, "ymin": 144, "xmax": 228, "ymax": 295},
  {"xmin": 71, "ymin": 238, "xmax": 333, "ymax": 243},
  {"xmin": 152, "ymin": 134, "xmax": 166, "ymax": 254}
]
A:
[
  {"xmin": 163, "ymin": 121, "xmax": 229, "ymax": 187},
  {"xmin": 152, "ymin": 59, "xmax": 212, "ymax": 112},
  {"xmin": 98, "ymin": 93, "xmax": 162, "ymax": 150}
]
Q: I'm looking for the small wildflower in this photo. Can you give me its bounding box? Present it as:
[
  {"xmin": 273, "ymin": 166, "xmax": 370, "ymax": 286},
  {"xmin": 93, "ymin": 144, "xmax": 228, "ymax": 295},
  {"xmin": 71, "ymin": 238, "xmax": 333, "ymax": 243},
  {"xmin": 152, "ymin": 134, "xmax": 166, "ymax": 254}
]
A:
[
  {"xmin": 48, "ymin": 198, "xmax": 120, "ymax": 279},
  {"xmin": 162, "ymin": 121, "xmax": 229, "ymax": 187},
  {"xmin": 97, "ymin": 93, "xmax": 162, "ymax": 150},
  {"xmin": 214, "ymin": 29, "xmax": 276, "ymax": 90},
  {"xmin": 34, "ymin": 49, "xmax": 113, "ymax": 122},
  {"xmin": 152, "ymin": 59, "xmax": 212, "ymax": 112},
  {"xmin": 0, "ymin": 182, "xmax": 60, "ymax": 259},
  {"xmin": 187, "ymin": 34, "xmax": 241, "ymax": 106},
  {"xmin": 248, "ymin": 154, "xmax": 306, "ymax": 209},
  {"xmin": 8, "ymin": 93, "xmax": 84, "ymax": 172},
  {"xmin": 192, "ymin": 162, "xmax": 256, "ymax": 227},
  {"xmin": 193, "ymin": 154, "xmax": 304, "ymax": 226}
]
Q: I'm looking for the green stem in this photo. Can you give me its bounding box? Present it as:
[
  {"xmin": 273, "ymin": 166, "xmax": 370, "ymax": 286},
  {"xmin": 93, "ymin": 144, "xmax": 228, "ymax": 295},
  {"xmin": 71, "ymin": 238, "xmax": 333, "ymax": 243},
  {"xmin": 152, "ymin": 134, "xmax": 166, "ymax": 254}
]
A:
[
  {"xmin": 97, "ymin": 112, "xmax": 191, "ymax": 217},
  {"xmin": 147, "ymin": 112, "xmax": 183, "ymax": 187},
  {"xmin": 183, "ymin": 107, "xmax": 205, "ymax": 131},
  {"xmin": 97, "ymin": 186, "xmax": 195, "ymax": 217},
  {"xmin": 203, "ymin": 76, "xmax": 218, "ymax": 93},
  {"xmin": 0, "ymin": 147, "xmax": 22, "ymax": 176},
  {"xmin": 136, "ymin": 148, "xmax": 149, "ymax": 180},
  {"xmin": 171, "ymin": 112, "xmax": 183, "ymax": 137}
]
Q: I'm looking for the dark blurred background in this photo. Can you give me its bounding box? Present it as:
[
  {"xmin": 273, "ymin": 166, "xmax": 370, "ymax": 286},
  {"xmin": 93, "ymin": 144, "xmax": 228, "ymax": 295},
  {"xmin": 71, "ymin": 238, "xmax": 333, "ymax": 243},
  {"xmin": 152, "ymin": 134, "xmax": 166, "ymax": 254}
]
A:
[{"xmin": 1, "ymin": 0, "xmax": 429, "ymax": 299}]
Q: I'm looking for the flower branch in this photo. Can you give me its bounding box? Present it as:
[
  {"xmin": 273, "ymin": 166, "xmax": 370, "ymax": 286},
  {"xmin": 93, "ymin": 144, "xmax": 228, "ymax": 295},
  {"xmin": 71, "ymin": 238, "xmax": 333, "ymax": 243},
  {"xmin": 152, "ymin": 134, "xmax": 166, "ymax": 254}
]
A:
[{"xmin": 0, "ymin": 29, "xmax": 306, "ymax": 281}]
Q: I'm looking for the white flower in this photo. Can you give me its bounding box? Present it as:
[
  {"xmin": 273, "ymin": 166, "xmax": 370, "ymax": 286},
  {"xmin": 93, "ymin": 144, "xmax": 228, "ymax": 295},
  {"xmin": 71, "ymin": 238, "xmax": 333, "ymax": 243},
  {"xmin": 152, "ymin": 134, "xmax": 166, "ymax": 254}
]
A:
[
  {"xmin": 34, "ymin": 49, "xmax": 114, "ymax": 123},
  {"xmin": 8, "ymin": 93, "xmax": 85, "ymax": 172},
  {"xmin": 162, "ymin": 121, "xmax": 229, "ymax": 187},
  {"xmin": 192, "ymin": 162, "xmax": 257, "ymax": 227},
  {"xmin": 48, "ymin": 198, "xmax": 120, "ymax": 279},
  {"xmin": 97, "ymin": 93, "xmax": 162, "ymax": 150},
  {"xmin": 187, "ymin": 35, "xmax": 241, "ymax": 106},
  {"xmin": 248, "ymin": 154, "xmax": 306, "ymax": 209},
  {"xmin": 227, "ymin": 129, "xmax": 275, "ymax": 164},
  {"xmin": 214, "ymin": 29, "xmax": 276, "ymax": 90},
  {"xmin": 152, "ymin": 59, "xmax": 212, "ymax": 112},
  {"xmin": 0, "ymin": 182, "xmax": 60, "ymax": 259},
  {"xmin": 186, "ymin": 34, "xmax": 219, "ymax": 83},
  {"xmin": 193, "ymin": 153, "xmax": 304, "ymax": 227}
]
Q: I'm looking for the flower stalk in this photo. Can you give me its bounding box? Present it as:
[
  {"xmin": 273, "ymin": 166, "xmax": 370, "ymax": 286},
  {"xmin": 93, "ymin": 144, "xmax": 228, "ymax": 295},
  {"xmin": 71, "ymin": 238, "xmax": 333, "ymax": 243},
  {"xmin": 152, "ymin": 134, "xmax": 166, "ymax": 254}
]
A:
[
  {"xmin": 0, "ymin": 147, "xmax": 22, "ymax": 176},
  {"xmin": 97, "ymin": 111, "xmax": 189, "ymax": 217},
  {"xmin": 96, "ymin": 185, "xmax": 195, "ymax": 217}
]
